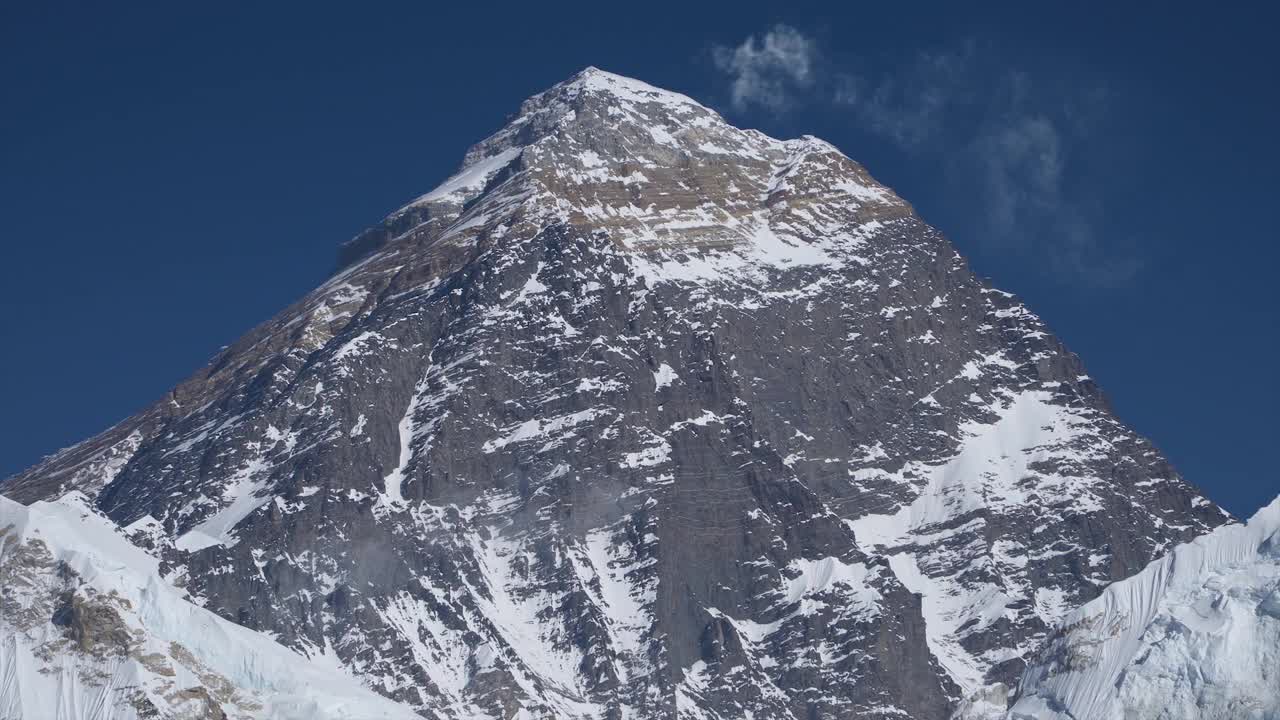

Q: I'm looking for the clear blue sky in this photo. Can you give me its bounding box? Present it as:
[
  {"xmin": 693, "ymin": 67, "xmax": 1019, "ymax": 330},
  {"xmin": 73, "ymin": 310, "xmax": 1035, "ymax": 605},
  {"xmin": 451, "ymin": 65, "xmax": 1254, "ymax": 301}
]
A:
[{"xmin": 1, "ymin": 2, "xmax": 1276, "ymax": 516}]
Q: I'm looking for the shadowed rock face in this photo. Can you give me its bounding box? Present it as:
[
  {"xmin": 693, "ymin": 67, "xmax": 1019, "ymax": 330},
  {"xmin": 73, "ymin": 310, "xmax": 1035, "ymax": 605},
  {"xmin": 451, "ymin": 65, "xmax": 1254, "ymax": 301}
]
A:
[{"xmin": 3, "ymin": 68, "xmax": 1228, "ymax": 719}]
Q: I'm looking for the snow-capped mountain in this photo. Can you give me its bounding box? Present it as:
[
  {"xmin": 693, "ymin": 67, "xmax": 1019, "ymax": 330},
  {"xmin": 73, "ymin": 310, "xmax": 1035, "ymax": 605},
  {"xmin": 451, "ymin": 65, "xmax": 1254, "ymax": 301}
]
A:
[
  {"xmin": 2, "ymin": 68, "xmax": 1232, "ymax": 718},
  {"xmin": 0, "ymin": 492, "xmax": 419, "ymax": 720},
  {"xmin": 1002, "ymin": 496, "xmax": 1280, "ymax": 720}
]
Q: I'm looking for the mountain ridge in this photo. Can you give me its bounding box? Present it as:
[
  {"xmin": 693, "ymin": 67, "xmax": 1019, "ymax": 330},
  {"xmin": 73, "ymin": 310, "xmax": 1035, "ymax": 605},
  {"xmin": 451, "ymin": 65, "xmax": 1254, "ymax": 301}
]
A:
[{"xmin": 0, "ymin": 491, "xmax": 422, "ymax": 720}]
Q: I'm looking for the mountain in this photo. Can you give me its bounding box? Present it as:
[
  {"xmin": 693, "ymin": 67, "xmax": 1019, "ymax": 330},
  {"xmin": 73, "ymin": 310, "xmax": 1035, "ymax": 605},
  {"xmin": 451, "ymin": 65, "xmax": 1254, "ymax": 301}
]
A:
[
  {"xmin": 2, "ymin": 67, "xmax": 1231, "ymax": 719},
  {"xmin": 1002, "ymin": 496, "xmax": 1280, "ymax": 720},
  {"xmin": 0, "ymin": 492, "xmax": 420, "ymax": 720}
]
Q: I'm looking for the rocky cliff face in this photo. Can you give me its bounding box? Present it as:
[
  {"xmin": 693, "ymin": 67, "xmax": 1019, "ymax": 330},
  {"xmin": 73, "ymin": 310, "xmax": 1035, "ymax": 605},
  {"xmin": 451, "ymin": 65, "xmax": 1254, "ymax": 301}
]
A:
[{"xmin": 2, "ymin": 68, "xmax": 1229, "ymax": 719}]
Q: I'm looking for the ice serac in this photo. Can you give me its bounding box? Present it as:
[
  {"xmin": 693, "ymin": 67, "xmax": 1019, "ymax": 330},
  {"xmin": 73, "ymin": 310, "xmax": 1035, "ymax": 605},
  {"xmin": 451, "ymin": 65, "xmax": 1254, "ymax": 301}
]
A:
[
  {"xmin": 1004, "ymin": 495, "xmax": 1280, "ymax": 720},
  {"xmin": 2, "ymin": 67, "xmax": 1230, "ymax": 718},
  {"xmin": 0, "ymin": 493, "xmax": 419, "ymax": 720}
]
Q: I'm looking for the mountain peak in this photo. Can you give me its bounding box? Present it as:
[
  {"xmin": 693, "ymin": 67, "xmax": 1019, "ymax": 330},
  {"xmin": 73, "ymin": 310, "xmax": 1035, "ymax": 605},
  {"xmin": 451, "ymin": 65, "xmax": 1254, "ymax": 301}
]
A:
[
  {"xmin": 452, "ymin": 66, "xmax": 721, "ymax": 171},
  {"xmin": 2, "ymin": 68, "xmax": 1233, "ymax": 719},
  {"xmin": 551, "ymin": 65, "xmax": 706, "ymax": 110},
  {"xmin": 333, "ymin": 68, "xmax": 910, "ymax": 277}
]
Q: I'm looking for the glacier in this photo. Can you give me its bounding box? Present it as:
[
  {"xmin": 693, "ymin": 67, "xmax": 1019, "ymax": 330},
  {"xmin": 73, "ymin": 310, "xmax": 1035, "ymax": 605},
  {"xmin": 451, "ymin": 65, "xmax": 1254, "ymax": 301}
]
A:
[{"xmin": 1005, "ymin": 495, "xmax": 1280, "ymax": 720}]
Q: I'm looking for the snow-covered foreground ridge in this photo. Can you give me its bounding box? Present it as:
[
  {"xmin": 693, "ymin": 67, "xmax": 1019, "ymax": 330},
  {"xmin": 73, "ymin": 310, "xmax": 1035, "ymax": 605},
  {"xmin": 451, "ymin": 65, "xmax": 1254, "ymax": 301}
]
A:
[
  {"xmin": 0, "ymin": 492, "xmax": 418, "ymax": 720},
  {"xmin": 1006, "ymin": 494, "xmax": 1280, "ymax": 720}
]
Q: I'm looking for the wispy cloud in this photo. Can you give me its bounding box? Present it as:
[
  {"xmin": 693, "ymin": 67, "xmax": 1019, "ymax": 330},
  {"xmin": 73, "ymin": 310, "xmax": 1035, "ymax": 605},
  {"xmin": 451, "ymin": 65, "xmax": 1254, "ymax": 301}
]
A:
[
  {"xmin": 977, "ymin": 114, "xmax": 1064, "ymax": 238},
  {"xmin": 962, "ymin": 72, "xmax": 1140, "ymax": 286},
  {"xmin": 709, "ymin": 30, "xmax": 1139, "ymax": 287},
  {"xmin": 838, "ymin": 41, "xmax": 977, "ymax": 150},
  {"xmin": 712, "ymin": 24, "xmax": 817, "ymax": 112}
]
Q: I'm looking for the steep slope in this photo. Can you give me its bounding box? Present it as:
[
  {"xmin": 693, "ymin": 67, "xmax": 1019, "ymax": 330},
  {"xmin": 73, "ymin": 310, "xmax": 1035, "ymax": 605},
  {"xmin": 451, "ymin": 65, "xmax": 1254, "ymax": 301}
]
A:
[
  {"xmin": 3, "ymin": 68, "xmax": 1229, "ymax": 718},
  {"xmin": 1004, "ymin": 495, "xmax": 1280, "ymax": 720},
  {"xmin": 0, "ymin": 492, "xmax": 419, "ymax": 720}
]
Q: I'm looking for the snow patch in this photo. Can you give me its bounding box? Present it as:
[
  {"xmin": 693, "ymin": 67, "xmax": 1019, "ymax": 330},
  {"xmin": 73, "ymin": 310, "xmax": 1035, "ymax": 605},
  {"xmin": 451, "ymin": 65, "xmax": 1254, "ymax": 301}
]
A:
[{"xmin": 653, "ymin": 363, "xmax": 678, "ymax": 390}]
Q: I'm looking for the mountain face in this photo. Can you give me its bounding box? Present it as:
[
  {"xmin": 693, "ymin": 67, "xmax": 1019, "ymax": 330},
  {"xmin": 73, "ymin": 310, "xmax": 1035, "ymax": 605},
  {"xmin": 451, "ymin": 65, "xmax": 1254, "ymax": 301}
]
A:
[
  {"xmin": 1002, "ymin": 497, "xmax": 1280, "ymax": 720},
  {"xmin": 0, "ymin": 492, "xmax": 419, "ymax": 720},
  {"xmin": 2, "ymin": 68, "xmax": 1230, "ymax": 719}
]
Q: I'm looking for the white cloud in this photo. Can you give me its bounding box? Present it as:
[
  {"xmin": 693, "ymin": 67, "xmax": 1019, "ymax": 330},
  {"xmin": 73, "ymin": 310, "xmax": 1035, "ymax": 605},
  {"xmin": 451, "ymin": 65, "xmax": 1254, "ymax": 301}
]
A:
[{"xmin": 712, "ymin": 24, "xmax": 817, "ymax": 112}]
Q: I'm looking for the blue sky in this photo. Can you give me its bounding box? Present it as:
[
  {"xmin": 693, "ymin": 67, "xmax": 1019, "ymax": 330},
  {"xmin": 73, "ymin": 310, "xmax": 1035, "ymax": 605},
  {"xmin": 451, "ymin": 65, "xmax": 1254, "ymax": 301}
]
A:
[{"xmin": 1, "ymin": 2, "xmax": 1276, "ymax": 515}]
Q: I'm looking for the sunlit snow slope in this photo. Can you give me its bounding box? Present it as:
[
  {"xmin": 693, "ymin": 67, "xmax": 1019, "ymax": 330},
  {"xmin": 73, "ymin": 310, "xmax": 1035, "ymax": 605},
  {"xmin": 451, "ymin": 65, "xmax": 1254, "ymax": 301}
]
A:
[
  {"xmin": 1006, "ymin": 495, "xmax": 1280, "ymax": 720},
  {"xmin": 0, "ymin": 492, "xmax": 418, "ymax": 720}
]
